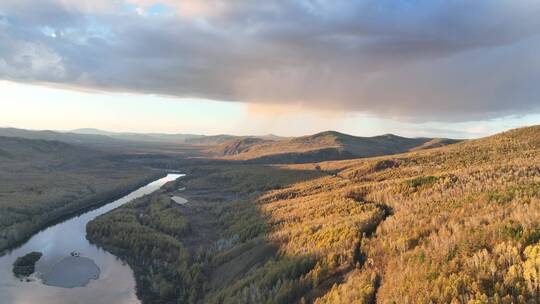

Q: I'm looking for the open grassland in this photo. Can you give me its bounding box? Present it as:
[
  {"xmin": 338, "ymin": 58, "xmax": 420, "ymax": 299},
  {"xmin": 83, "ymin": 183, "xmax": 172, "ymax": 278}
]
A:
[
  {"xmin": 89, "ymin": 125, "xmax": 540, "ymax": 303},
  {"xmin": 0, "ymin": 136, "xmax": 161, "ymax": 253}
]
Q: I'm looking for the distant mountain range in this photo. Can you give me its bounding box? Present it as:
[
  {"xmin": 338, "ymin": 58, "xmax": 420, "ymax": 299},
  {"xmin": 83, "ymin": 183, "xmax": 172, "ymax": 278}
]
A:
[
  {"xmin": 0, "ymin": 127, "xmax": 120, "ymax": 146},
  {"xmin": 0, "ymin": 127, "xmax": 241, "ymax": 146},
  {"xmin": 0, "ymin": 127, "xmax": 460, "ymax": 163},
  {"xmin": 71, "ymin": 128, "xmax": 286, "ymax": 145},
  {"xmin": 72, "ymin": 128, "xmax": 205, "ymax": 143}
]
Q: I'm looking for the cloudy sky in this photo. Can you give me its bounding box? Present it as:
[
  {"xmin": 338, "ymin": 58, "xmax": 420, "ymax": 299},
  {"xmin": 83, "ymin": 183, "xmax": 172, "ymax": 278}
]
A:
[{"xmin": 1, "ymin": 0, "xmax": 539, "ymax": 137}]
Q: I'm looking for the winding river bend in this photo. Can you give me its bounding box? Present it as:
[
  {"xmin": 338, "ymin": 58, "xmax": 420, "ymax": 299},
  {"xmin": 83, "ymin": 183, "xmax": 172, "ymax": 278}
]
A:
[{"xmin": 0, "ymin": 173, "xmax": 183, "ymax": 304}]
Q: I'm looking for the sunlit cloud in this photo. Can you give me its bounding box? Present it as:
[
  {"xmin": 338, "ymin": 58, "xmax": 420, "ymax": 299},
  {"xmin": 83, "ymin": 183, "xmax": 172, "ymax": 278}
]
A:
[{"xmin": 0, "ymin": 0, "xmax": 539, "ymax": 123}]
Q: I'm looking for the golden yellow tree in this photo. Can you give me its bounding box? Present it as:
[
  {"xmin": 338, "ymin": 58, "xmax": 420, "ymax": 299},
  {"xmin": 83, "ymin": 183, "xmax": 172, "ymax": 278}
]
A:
[{"xmin": 524, "ymin": 244, "xmax": 540, "ymax": 304}]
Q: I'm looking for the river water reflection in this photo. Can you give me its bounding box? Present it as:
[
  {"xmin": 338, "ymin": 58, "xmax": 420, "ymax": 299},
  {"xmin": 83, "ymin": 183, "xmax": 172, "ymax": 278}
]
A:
[{"xmin": 0, "ymin": 174, "xmax": 183, "ymax": 304}]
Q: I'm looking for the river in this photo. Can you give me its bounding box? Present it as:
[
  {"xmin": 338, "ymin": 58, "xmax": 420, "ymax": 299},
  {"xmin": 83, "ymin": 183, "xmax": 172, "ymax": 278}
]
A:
[{"xmin": 0, "ymin": 173, "xmax": 183, "ymax": 304}]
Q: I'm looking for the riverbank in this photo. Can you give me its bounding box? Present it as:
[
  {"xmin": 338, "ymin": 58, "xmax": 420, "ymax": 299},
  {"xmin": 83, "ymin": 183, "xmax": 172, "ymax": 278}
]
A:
[{"xmin": 0, "ymin": 171, "xmax": 165, "ymax": 255}]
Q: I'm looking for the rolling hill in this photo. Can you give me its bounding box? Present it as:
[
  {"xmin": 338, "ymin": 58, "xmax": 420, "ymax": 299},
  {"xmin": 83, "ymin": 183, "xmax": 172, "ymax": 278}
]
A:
[{"xmin": 209, "ymin": 131, "xmax": 461, "ymax": 163}]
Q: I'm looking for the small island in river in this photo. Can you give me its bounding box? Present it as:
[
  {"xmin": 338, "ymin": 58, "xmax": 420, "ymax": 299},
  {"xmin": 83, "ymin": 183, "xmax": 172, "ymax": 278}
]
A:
[{"xmin": 13, "ymin": 251, "xmax": 42, "ymax": 277}]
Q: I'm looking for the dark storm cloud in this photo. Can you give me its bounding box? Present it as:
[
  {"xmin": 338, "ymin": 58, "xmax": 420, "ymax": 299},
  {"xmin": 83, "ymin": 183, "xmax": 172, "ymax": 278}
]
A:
[{"xmin": 1, "ymin": 0, "xmax": 540, "ymax": 121}]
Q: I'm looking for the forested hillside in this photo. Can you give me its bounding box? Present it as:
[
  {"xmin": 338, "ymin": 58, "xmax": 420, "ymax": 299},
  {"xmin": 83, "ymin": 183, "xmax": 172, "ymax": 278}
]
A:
[
  {"xmin": 88, "ymin": 125, "xmax": 540, "ymax": 303},
  {"xmin": 0, "ymin": 136, "xmax": 161, "ymax": 253}
]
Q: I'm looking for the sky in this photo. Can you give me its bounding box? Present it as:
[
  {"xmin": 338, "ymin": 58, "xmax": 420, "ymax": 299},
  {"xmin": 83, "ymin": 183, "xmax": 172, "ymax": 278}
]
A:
[{"xmin": 1, "ymin": 0, "xmax": 540, "ymax": 138}]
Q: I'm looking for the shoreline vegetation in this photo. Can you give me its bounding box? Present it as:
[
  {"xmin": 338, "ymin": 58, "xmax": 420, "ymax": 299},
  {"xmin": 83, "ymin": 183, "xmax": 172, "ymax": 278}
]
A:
[
  {"xmin": 0, "ymin": 171, "xmax": 165, "ymax": 255},
  {"xmin": 88, "ymin": 125, "xmax": 540, "ymax": 303},
  {"xmin": 0, "ymin": 134, "xmax": 171, "ymax": 255}
]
